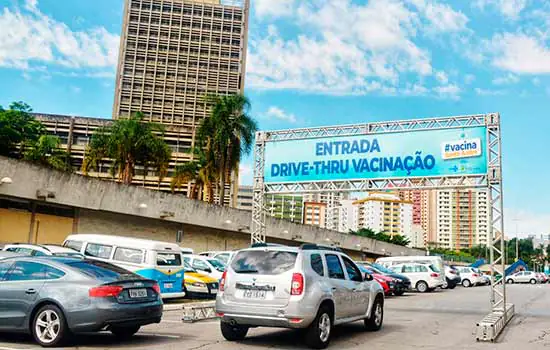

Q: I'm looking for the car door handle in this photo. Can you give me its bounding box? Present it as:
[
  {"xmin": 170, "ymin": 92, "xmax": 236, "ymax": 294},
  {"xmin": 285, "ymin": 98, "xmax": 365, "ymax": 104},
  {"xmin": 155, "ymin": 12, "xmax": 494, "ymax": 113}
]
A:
[{"xmin": 25, "ymin": 289, "xmax": 37, "ymax": 295}]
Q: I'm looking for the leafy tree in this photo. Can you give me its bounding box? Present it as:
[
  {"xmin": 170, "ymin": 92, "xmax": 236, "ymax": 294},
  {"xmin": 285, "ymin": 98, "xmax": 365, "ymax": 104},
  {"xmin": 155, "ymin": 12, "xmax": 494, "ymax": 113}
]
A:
[
  {"xmin": 0, "ymin": 102, "xmax": 43, "ymax": 157},
  {"xmin": 24, "ymin": 135, "xmax": 71, "ymax": 171},
  {"xmin": 171, "ymin": 147, "xmax": 218, "ymax": 203},
  {"xmin": 197, "ymin": 94, "xmax": 257, "ymax": 205},
  {"xmin": 82, "ymin": 112, "xmax": 171, "ymax": 185}
]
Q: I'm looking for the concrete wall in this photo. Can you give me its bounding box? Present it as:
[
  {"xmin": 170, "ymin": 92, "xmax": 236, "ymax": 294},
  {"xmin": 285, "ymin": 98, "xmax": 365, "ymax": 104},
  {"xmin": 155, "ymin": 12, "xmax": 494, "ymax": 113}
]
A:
[{"xmin": 0, "ymin": 156, "xmax": 426, "ymax": 257}]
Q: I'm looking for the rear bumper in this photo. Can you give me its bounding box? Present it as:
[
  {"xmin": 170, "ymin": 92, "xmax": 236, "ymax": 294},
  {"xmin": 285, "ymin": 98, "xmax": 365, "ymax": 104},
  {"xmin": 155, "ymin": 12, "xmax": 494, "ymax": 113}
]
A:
[
  {"xmin": 162, "ymin": 292, "xmax": 186, "ymax": 299},
  {"xmin": 215, "ymin": 296, "xmax": 316, "ymax": 329},
  {"xmin": 68, "ymin": 302, "xmax": 163, "ymax": 333}
]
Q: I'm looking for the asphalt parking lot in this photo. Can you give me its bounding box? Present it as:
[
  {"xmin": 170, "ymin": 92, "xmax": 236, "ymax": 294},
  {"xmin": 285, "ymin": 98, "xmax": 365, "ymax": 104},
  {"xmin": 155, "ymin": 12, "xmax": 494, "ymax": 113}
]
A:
[{"xmin": 1, "ymin": 284, "xmax": 550, "ymax": 350}]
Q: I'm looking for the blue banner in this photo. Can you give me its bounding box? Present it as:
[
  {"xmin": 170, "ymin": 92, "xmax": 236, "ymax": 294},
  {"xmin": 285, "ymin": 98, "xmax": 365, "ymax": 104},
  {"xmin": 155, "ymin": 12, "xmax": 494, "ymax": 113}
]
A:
[{"xmin": 264, "ymin": 126, "xmax": 487, "ymax": 183}]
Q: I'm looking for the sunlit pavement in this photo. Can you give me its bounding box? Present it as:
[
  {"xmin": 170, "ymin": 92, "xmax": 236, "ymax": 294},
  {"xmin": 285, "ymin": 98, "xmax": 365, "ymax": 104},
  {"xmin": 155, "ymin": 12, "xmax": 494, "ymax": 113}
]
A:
[{"xmin": 2, "ymin": 284, "xmax": 550, "ymax": 350}]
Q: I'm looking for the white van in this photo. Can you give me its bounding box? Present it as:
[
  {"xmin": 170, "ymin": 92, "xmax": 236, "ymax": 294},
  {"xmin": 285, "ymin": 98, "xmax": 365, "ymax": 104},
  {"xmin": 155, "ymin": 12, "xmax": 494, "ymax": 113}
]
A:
[
  {"xmin": 376, "ymin": 256, "xmax": 444, "ymax": 279},
  {"xmin": 63, "ymin": 234, "xmax": 185, "ymax": 299}
]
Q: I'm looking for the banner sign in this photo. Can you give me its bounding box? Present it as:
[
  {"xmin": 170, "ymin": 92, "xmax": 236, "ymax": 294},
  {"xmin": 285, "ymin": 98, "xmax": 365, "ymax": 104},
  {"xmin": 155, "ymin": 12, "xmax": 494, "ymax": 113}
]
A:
[{"xmin": 264, "ymin": 126, "xmax": 487, "ymax": 183}]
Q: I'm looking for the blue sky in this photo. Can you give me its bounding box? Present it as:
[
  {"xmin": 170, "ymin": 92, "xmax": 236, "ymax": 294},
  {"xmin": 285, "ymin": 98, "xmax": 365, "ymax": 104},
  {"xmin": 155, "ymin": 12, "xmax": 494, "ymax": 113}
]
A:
[{"xmin": 1, "ymin": 0, "xmax": 550, "ymax": 236}]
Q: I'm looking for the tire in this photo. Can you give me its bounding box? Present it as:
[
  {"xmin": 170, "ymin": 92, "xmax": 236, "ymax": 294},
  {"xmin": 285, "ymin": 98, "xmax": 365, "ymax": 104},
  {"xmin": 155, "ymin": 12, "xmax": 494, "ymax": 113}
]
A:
[
  {"xmin": 416, "ymin": 281, "xmax": 429, "ymax": 293},
  {"xmin": 364, "ymin": 296, "xmax": 384, "ymax": 332},
  {"xmin": 462, "ymin": 279, "xmax": 472, "ymax": 288},
  {"xmin": 530, "ymin": 279, "xmax": 537, "ymax": 284},
  {"xmin": 220, "ymin": 322, "xmax": 249, "ymax": 342},
  {"xmin": 111, "ymin": 325, "xmax": 140, "ymax": 339},
  {"xmin": 305, "ymin": 305, "xmax": 333, "ymax": 349},
  {"xmin": 441, "ymin": 281, "xmax": 448, "ymax": 289},
  {"xmin": 31, "ymin": 304, "xmax": 68, "ymax": 347},
  {"xmin": 506, "ymin": 279, "xmax": 513, "ymax": 284},
  {"xmin": 393, "ymin": 290, "xmax": 405, "ymax": 296}
]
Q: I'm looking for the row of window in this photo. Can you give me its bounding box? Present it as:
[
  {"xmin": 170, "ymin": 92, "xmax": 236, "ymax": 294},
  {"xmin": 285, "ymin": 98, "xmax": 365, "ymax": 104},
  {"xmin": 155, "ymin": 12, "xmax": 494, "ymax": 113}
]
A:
[
  {"xmin": 130, "ymin": 1, "xmax": 243, "ymax": 21},
  {"xmin": 310, "ymin": 253, "xmax": 363, "ymax": 282},
  {"xmin": 129, "ymin": 16, "xmax": 242, "ymax": 34}
]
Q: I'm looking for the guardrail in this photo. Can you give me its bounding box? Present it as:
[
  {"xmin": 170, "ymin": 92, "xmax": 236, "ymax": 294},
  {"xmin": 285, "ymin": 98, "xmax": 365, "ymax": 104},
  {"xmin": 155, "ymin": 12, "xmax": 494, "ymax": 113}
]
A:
[{"xmin": 182, "ymin": 301, "xmax": 217, "ymax": 323}]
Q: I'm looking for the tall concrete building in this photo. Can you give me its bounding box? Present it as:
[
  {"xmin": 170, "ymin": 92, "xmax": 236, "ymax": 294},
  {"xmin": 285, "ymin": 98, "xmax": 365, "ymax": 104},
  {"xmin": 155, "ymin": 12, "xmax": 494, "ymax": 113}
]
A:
[
  {"xmin": 303, "ymin": 192, "xmax": 349, "ymax": 230},
  {"xmin": 338, "ymin": 193, "xmax": 413, "ymax": 238},
  {"xmin": 235, "ymin": 185, "xmax": 253, "ymax": 211},
  {"xmin": 112, "ymin": 0, "xmax": 250, "ymax": 205},
  {"xmin": 434, "ymin": 190, "xmax": 489, "ymax": 250},
  {"xmin": 265, "ymin": 194, "xmax": 304, "ymax": 223},
  {"xmin": 303, "ymin": 202, "xmax": 327, "ymax": 228},
  {"xmin": 398, "ymin": 190, "xmax": 437, "ymax": 245}
]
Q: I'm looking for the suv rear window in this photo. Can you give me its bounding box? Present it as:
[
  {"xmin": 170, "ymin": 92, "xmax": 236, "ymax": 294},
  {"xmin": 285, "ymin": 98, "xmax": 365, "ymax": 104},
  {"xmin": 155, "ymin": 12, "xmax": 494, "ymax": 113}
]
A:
[
  {"xmin": 67, "ymin": 260, "xmax": 139, "ymax": 282},
  {"xmin": 231, "ymin": 250, "xmax": 297, "ymax": 275}
]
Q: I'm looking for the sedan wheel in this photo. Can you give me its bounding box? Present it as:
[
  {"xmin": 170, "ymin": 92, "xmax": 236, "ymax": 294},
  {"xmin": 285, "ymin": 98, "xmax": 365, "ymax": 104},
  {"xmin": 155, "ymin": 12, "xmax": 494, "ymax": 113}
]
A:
[
  {"xmin": 462, "ymin": 279, "xmax": 472, "ymax": 288},
  {"xmin": 530, "ymin": 279, "xmax": 537, "ymax": 284},
  {"xmin": 305, "ymin": 306, "xmax": 332, "ymax": 349},
  {"xmin": 32, "ymin": 305, "xmax": 67, "ymax": 347},
  {"xmin": 416, "ymin": 281, "xmax": 429, "ymax": 293}
]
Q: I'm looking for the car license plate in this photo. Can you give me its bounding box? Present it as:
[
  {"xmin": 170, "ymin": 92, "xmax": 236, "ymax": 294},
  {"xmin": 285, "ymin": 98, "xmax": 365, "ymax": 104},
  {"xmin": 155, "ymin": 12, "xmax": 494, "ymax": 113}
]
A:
[
  {"xmin": 211, "ymin": 289, "xmax": 218, "ymax": 294},
  {"xmin": 164, "ymin": 283, "xmax": 173, "ymax": 289},
  {"xmin": 129, "ymin": 288, "xmax": 147, "ymax": 298},
  {"xmin": 243, "ymin": 290, "xmax": 266, "ymax": 299}
]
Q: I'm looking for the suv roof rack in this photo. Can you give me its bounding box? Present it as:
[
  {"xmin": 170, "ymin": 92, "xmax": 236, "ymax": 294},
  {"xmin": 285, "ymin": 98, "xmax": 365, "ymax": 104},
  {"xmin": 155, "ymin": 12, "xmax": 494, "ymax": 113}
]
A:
[{"xmin": 300, "ymin": 244, "xmax": 343, "ymax": 252}]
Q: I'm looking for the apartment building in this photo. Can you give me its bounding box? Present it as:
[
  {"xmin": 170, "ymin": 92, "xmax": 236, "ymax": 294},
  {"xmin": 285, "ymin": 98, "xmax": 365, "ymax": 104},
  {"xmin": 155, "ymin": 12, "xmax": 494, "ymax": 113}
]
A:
[
  {"xmin": 338, "ymin": 192, "xmax": 413, "ymax": 238},
  {"xmin": 302, "ymin": 192, "xmax": 349, "ymax": 230},
  {"xmin": 398, "ymin": 190, "xmax": 437, "ymax": 245},
  {"xmin": 435, "ymin": 190, "xmax": 489, "ymax": 250},
  {"xmin": 303, "ymin": 202, "xmax": 327, "ymax": 228},
  {"xmin": 265, "ymin": 194, "xmax": 304, "ymax": 223},
  {"xmin": 236, "ymin": 185, "xmax": 253, "ymax": 211}
]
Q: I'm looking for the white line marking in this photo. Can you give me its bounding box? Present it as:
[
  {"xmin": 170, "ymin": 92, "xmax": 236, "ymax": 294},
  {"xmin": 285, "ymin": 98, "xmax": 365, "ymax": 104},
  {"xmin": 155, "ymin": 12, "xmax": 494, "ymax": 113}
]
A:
[
  {"xmin": 0, "ymin": 347, "xmax": 38, "ymax": 350},
  {"xmin": 139, "ymin": 334, "xmax": 181, "ymax": 339}
]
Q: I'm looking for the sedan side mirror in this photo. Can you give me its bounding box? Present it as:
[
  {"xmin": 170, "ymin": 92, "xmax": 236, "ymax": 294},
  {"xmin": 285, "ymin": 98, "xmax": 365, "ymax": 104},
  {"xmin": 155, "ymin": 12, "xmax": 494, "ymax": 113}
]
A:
[
  {"xmin": 204, "ymin": 268, "xmax": 212, "ymax": 273},
  {"xmin": 364, "ymin": 273, "xmax": 374, "ymax": 282}
]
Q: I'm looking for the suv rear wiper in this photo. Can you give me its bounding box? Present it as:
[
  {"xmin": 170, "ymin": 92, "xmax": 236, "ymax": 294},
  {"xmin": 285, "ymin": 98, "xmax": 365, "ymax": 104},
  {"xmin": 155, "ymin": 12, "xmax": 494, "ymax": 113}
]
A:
[{"xmin": 235, "ymin": 269, "xmax": 259, "ymax": 274}]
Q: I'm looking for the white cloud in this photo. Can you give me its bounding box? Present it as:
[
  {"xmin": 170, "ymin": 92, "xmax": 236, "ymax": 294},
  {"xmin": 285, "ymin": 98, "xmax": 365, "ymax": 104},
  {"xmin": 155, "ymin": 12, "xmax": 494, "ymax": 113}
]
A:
[
  {"xmin": 492, "ymin": 73, "xmax": 520, "ymax": 85},
  {"xmin": 490, "ymin": 33, "xmax": 550, "ymax": 74},
  {"xmin": 434, "ymin": 84, "xmax": 461, "ymax": 99},
  {"xmin": 402, "ymin": 83, "xmax": 429, "ymax": 96},
  {"xmin": 410, "ymin": 0, "xmax": 469, "ymax": 32},
  {"xmin": 254, "ymin": 0, "xmax": 295, "ymax": 18},
  {"xmin": 0, "ymin": 1, "xmax": 119, "ymax": 74},
  {"xmin": 248, "ymin": 0, "xmax": 440, "ymax": 96},
  {"xmin": 262, "ymin": 106, "xmax": 297, "ymax": 123},
  {"xmin": 475, "ymin": 87, "xmax": 506, "ymax": 96},
  {"xmin": 473, "ymin": 0, "xmax": 528, "ymax": 19},
  {"xmin": 435, "ymin": 71, "xmax": 449, "ymax": 84}
]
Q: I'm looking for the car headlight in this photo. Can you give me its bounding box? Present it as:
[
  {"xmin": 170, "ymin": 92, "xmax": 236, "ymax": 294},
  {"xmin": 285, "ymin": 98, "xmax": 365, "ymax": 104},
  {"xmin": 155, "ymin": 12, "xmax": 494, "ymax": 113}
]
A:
[{"xmin": 191, "ymin": 282, "xmax": 206, "ymax": 288}]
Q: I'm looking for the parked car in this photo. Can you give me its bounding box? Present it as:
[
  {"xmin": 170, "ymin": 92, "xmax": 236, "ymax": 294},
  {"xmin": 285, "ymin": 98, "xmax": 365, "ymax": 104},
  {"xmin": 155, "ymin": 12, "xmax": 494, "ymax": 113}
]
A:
[
  {"xmin": 442, "ymin": 265, "xmax": 461, "ymax": 289},
  {"xmin": 535, "ymin": 273, "xmax": 548, "ymax": 284},
  {"xmin": 390, "ymin": 263, "xmax": 445, "ymax": 293},
  {"xmin": 183, "ymin": 255, "xmax": 225, "ymax": 280},
  {"xmin": 453, "ymin": 266, "xmax": 486, "ymax": 287},
  {"xmin": 358, "ymin": 262, "xmax": 411, "ymax": 296},
  {"xmin": 358, "ymin": 265, "xmax": 394, "ymax": 296},
  {"xmin": 180, "ymin": 247, "xmax": 194, "ymax": 255},
  {"xmin": 3, "ymin": 244, "xmax": 84, "ymax": 258},
  {"xmin": 0, "ymin": 256, "xmax": 162, "ymax": 347},
  {"xmin": 63, "ymin": 234, "xmax": 186, "ymax": 299},
  {"xmin": 215, "ymin": 243, "xmax": 385, "ymax": 349},
  {"xmin": 212, "ymin": 251, "xmax": 236, "ymax": 266},
  {"xmin": 376, "ymin": 256, "xmax": 444, "ymax": 274},
  {"xmin": 183, "ymin": 261, "xmax": 219, "ymax": 298},
  {"xmin": 506, "ymin": 271, "xmax": 540, "ymax": 284}
]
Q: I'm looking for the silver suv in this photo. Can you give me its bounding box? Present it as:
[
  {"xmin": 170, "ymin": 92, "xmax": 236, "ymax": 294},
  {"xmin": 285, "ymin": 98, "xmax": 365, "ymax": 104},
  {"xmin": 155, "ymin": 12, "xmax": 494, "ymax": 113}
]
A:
[{"xmin": 215, "ymin": 244, "xmax": 384, "ymax": 349}]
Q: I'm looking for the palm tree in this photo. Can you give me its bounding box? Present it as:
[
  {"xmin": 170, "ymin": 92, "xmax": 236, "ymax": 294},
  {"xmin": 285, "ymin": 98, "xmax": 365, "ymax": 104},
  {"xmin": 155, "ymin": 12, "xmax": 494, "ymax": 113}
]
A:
[
  {"xmin": 171, "ymin": 162, "xmax": 201, "ymax": 199},
  {"xmin": 24, "ymin": 135, "xmax": 70, "ymax": 171},
  {"xmin": 82, "ymin": 112, "xmax": 171, "ymax": 185},
  {"xmin": 171, "ymin": 148, "xmax": 218, "ymax": 203},
  {"xmin": 197, "ymin": 94, "xmax": 257, "ymax": 206}
]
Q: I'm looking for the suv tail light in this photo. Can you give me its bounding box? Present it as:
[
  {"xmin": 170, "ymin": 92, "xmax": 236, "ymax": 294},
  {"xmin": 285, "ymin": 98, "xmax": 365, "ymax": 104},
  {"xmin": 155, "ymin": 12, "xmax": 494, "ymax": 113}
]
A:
[
  {"xmin": 291, "ymin": 273, "xmax": 304, "ymax": 296},
  {"xmin": 152, "ymin": 283, "xmax": 160, "ymax": 294},
  {"xmin": 472, "ymin": 273, "xmax": 479, "ymax": 277},
  {"xmin": 220, "ymin": 271, "xmax": 227, "ymax": 292},
  {"xmin": 430, "ymin": 273, "xmax": 439, "ymax": 278},
  {"xmin": 89, "ymin": 285, "xmax": 123, "ymax": 298}
]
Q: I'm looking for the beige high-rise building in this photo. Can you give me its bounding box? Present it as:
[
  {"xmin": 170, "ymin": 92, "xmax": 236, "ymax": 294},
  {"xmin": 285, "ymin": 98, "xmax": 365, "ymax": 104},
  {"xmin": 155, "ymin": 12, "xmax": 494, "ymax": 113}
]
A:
[{"xmin": 113, "ymin": 0, "xmax": 250, "ymax": 205}]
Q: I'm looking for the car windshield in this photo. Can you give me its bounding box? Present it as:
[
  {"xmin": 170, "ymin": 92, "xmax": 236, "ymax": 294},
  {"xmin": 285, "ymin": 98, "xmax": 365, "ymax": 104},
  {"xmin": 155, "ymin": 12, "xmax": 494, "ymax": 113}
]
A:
[
  {"xmin": 371, "ymin": 263, "xmax": 394, "ymax": 274},
  {"xmin": 231, "ymin": 250, "xmax": 297, "ymax": 275},
  {"xmin": 208, "ymin": 259, "xmax": 225, "ymax": 272},
  {"xmin": 67, "ymin": 260, "xmax": 140, "ymax": 282},
  {"xmin": 156, "ymin": 252, "xmax": 182, "ymax": 266},
  {"xmin": 183, "ymin": 261, "xmax": 196, "ymax": 273}
]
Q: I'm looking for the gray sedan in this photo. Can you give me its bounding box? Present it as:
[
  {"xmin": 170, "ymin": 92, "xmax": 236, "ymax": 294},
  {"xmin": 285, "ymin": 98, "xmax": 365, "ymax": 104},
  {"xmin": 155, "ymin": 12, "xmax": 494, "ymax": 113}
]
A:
[{"xmin": 0, "ymin": 257, "xmax": 163, "ymax": 347}]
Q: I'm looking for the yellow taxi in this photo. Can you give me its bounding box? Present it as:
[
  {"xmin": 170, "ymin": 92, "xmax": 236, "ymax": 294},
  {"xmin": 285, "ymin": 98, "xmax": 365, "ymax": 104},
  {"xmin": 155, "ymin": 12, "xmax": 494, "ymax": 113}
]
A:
[{"xmin": 183, "ymin": 261, "xmax": 219, "ymax": 298}]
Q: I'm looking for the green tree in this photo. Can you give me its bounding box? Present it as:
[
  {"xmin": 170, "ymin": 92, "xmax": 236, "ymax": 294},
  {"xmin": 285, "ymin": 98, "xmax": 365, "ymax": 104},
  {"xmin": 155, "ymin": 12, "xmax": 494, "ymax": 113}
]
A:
[
  {"xmin": 82, "ymin": 112, "xmax": 171, "ymax": 185},
  {"xmin": 23, "ymin": 135, "xmax": 71, "ymax": 171},
  {"xmin": 349, "ymin": 228, "xmax": 410, "ymax": 247},
  {"xmin": 197, "ymin": 94, "xmax": 257, "ymax": 205},
  {"xmin": 0, "ymin": 102, "xmax": 44, "ymax": 157}
]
